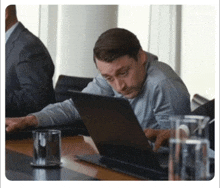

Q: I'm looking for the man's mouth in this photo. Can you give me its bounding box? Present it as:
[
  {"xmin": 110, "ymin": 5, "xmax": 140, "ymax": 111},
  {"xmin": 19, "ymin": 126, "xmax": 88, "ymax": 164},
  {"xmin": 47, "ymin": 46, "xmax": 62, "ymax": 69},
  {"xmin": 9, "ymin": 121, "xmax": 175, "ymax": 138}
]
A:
[
  {"xmin": 120, "ymin": 89, "xmax": 131, "ymax": 95},
  {"xmin": 121, "ymin": 89, "xmax": 134, "ymax": 97}
]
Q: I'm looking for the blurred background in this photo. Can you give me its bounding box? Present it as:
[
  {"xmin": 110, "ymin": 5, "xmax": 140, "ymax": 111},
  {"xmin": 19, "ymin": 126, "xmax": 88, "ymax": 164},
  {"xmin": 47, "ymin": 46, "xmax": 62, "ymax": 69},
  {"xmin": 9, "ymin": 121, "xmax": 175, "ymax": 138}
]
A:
[{"xmin": 15, "ymin": 5, "xmax": 217, "ymax": 100}]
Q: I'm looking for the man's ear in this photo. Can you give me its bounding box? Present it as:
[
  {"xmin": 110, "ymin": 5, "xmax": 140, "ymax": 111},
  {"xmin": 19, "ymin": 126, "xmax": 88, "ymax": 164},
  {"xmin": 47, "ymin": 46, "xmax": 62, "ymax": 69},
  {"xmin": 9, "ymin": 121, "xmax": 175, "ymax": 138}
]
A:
[{"xmin": 138, "ymin": 49, "xmax": 147, "ymax": 65}]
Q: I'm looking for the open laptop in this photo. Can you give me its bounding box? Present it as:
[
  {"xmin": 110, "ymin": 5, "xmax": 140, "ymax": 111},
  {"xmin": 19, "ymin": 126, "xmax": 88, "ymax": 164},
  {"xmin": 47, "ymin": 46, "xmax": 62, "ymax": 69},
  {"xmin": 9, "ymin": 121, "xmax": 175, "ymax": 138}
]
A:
[{"xmin": 69, "ymin": 91, "xmax": 168, "ymax": 180}]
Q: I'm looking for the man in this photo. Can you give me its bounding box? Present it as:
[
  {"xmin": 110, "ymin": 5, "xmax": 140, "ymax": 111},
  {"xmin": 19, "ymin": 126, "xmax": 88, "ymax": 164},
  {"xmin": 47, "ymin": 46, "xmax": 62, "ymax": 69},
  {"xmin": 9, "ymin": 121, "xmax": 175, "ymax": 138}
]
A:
[
  {"xmin": 6, "ymin": 5, "xmax": 55, "ymax": 117},
  {"xmin": 6, "ymin": 28, "xmax": 191, "ymax": 132}
]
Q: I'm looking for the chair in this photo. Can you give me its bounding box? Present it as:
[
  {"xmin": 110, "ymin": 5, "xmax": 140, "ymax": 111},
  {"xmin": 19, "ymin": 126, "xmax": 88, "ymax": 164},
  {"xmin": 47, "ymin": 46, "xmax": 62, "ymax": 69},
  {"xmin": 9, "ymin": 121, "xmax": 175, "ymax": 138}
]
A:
[
  {"xmin": 55, "ymin": 75, "xmax": 93, "ymax": 102},
  {"xmin": 191, "ymin": 98, "xmax": 215, "ymax": 176},
  {"xmin": 53, "ymin": 75, "xmax": 93, "ymax": 136},
  {"xmin": 191, "ymin": 94, "xmax": 209, "ymax": 111},
  {"xmin": 191, "ymin": 98, "xmax": 215, "ymax": 150}
]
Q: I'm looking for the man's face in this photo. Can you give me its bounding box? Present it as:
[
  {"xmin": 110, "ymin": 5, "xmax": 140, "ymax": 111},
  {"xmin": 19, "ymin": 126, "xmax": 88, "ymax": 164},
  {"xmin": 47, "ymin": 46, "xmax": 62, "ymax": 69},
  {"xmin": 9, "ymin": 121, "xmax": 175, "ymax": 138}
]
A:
[{"xmin": 96, "ymin": 51, "xmax": 147, "ymax": 99}]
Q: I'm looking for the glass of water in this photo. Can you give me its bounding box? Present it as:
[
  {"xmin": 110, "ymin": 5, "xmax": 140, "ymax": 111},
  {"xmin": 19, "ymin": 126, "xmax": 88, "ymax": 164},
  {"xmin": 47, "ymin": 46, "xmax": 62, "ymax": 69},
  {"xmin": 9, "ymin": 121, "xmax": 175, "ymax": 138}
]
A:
[
  {"xmin": 168, "ymin": 115, "xmax": 210, "ymax": 180},
  {"xmin": 31, "ymin": 129, "xmax": 61, "ymax": 167},
  {"xmin": 169, "ymin": 137, "xmax": 209, "ymax": 180}
]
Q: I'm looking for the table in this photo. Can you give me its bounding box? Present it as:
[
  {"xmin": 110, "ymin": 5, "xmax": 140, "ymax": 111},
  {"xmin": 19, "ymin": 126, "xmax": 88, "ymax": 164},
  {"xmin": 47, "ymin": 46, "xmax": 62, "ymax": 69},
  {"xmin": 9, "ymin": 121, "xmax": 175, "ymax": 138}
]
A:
[{"xmin": 6, "ymin": 135, "xmax": 141, "ymax": 180}]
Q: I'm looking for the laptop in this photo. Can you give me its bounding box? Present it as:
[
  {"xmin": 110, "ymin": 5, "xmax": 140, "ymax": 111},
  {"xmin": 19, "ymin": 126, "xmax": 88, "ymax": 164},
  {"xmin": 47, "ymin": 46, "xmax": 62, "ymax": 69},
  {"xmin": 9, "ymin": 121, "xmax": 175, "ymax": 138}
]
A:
[{"xmin": 69, "ymin": 91, "xmax": 168, "ymax": 180}]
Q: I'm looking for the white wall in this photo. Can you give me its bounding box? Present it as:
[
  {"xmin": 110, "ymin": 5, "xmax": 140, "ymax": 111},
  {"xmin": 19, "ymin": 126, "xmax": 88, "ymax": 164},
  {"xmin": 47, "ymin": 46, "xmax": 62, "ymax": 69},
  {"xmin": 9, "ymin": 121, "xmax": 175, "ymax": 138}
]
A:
[
  {"xmin": 16, "ymin": 5, "xmax": 40, "ymax": 37},
  {"xmin": 55, "ymin": 5, "xmax": 118, "ymax": 81},
  {"xmin": 15, "ymin": 5, "xmax": 217, "ymax": 100},
  {"xmin": 16, "ymin": 5, "xmax": 118, "ymax": 82},
  {"xmin": 181, "ymin": 5, "xmax": 216, "ymax": 100},
  {"xmin": 147, "ymin": 5, "xmax": 182, "ymax": 74},
  {"xmin": 117, "ymin": 5, "xmax": 150, "ymax": 51}
]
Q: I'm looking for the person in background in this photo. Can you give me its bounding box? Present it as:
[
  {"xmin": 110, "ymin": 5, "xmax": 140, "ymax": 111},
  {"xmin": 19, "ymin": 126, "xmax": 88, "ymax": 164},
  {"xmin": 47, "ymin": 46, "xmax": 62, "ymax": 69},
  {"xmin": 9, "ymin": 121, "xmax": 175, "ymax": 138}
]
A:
[
  {"xmin": 6, "ymin": 5, "xmax": 55, "ymax": 117},
  {"xmin": 6, "ymin": 28, "xmax": 191, "ymax": 133}
]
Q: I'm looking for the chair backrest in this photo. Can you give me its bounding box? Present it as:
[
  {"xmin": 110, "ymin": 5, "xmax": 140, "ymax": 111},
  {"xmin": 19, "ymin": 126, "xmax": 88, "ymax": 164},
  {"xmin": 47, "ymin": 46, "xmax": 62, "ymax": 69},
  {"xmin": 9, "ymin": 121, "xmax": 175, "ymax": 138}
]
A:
[
  {"xmin": 191, "ymin": 94, "xmax": 209, "ymax": 111},
  {"xmin": 191, "ymin": 99, "xmax": 215, "ymax": 150},
  {"xmin": 55, "ymin": 75, "xmax": 93, "ymax": 102}
]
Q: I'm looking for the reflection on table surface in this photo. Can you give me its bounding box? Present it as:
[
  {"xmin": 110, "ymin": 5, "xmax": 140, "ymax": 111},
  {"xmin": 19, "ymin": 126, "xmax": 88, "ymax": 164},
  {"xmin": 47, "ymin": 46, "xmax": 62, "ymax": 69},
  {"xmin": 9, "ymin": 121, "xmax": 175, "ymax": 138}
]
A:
[{"xmin": 6, "ymin": 135, "xmax": 140, "ymax": 180}]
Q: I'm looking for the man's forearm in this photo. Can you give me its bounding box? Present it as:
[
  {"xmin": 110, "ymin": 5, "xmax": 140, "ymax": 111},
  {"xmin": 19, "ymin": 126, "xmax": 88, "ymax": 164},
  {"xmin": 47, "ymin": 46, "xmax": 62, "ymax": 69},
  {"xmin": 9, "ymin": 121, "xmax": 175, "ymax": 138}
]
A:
[
  {"xmin": 26, "ymin": 115, "xmax": 39, "ymax": 128},
  {"xmin": 6, "ymin": 115, "xmax": 38, "ymax": 132}
]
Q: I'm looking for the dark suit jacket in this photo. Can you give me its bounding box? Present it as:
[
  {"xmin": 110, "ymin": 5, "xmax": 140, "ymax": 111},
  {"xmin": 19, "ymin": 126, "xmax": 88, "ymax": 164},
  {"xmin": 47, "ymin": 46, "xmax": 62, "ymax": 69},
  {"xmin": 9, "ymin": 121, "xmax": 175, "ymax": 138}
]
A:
[{"xmin": 6, "ymin": 22, "xmax": 55, "ymax": 117}]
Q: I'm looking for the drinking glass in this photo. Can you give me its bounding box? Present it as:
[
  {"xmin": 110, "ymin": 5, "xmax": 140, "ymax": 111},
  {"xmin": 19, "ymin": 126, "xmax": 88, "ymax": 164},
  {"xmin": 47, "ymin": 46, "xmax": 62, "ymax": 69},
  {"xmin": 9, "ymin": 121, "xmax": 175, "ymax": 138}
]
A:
[
  {"xmin": 168, "ymin": 115, "xmax": 210, "ymax": 180},
  {"xmin": 31, "ymin": 129, "xmax": 61, "ymax": 167}
]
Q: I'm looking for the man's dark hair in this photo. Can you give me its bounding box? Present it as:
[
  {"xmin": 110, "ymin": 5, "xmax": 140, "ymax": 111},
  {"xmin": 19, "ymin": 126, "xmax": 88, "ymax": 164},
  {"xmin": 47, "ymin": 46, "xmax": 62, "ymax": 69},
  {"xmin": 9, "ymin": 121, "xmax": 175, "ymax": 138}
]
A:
[{"xmin": 93, "ymin": 28, "xmax": 142, "ymax": 63}]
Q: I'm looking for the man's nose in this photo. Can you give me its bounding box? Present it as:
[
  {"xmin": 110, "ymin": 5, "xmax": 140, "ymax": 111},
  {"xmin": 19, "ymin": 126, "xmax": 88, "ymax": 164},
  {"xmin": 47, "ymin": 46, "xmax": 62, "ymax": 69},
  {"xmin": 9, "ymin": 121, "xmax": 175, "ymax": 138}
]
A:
[{"xmin": 115, "ymin": 78, "xmax": 126, "ymax": 92}]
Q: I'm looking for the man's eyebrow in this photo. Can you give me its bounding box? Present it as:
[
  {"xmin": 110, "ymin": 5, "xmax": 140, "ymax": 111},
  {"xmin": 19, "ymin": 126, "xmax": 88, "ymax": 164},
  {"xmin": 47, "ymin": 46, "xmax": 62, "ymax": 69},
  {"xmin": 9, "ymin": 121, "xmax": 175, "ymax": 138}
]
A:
[
  {"xmin": 101, "ymin": 73, "xmax": 111, "ymax": 78},
  {"xmin": 101, "ymin": 66, "xmax": 130, "ymax": 78},
  {"xmin": 115, "ymin": 66, "xmax": 130, "ymax": 74}
]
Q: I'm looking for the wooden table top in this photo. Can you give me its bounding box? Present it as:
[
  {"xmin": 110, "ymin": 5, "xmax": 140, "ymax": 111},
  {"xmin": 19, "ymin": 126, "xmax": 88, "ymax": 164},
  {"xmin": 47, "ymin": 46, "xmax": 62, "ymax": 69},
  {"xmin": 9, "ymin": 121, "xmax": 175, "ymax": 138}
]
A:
[{"xmin": 6, "ymin": 135, "xmax": 140, "ymax": 180}]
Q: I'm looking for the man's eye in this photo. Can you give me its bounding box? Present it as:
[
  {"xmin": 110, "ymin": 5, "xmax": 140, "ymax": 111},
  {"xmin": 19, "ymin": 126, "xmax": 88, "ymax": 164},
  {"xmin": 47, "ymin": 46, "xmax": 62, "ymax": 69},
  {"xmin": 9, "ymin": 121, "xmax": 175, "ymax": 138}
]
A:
[
  {"xmin": 106, "ymin": 77, "xmax": 114, "ymax": 82},
  {"xmin": 120, "ymin": 70, "xmax": 128, "ymax": 76}
]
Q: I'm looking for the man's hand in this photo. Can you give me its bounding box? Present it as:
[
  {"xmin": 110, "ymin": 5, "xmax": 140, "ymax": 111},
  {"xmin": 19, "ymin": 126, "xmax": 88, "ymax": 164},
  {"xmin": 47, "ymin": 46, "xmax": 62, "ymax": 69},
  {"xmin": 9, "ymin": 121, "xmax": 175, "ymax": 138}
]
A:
[
  {"xmin": 6, "ymin": 116, "xmax": 38, "ymax": 133},
  {"xmin": 144, "ymin": 128, "xmax": 188, "ymax": 152},
  {"xmin": 144, "ymin": 129, "xmax": 171, "ymax": 152}
]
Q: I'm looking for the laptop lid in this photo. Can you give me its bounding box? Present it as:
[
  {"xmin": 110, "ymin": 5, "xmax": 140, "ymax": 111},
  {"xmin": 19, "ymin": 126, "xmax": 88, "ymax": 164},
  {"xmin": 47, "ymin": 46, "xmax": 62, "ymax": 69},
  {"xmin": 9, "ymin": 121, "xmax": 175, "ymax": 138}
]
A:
[{"xmin": 70, "ymin": 91, "xmax": 162, "ymax": 170}]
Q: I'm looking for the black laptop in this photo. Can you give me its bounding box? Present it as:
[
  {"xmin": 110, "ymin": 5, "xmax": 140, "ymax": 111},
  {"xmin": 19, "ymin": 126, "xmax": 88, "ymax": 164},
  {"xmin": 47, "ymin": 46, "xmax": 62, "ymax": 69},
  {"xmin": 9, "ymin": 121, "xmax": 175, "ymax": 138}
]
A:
[{"xmin": 70, "ymin": 91, "xmax": 168, "ymax": 180}]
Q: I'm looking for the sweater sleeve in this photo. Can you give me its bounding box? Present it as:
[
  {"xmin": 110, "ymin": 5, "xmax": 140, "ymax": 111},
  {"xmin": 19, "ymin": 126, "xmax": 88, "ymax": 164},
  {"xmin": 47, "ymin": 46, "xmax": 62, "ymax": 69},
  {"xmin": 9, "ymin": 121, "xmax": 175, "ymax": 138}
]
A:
[{"xmin": 33, "ymin": 74, "xmax": 114, "ymax": 127}]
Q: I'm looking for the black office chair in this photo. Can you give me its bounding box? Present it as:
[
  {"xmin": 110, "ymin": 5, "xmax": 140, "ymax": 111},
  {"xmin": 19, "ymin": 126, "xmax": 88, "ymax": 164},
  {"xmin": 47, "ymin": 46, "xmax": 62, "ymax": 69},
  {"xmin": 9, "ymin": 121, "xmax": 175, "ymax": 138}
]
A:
[
  {"xmin": 191, "ymin": 94, "xmax": 209, "ymax": 111},
  {"xmin": 191, "ymin": 98, "xmax": 215, "ymax": 150},
  {"xmin": 190, "ymin": 96, "xmax": 215, "ymax": 175},
  {"xmin": 55, "ymin": 75, "xmax": 93, "ymax": 102},
  {"xmin": 53, "ymin": 75, "xmax": 93, "ymax": 136}
]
